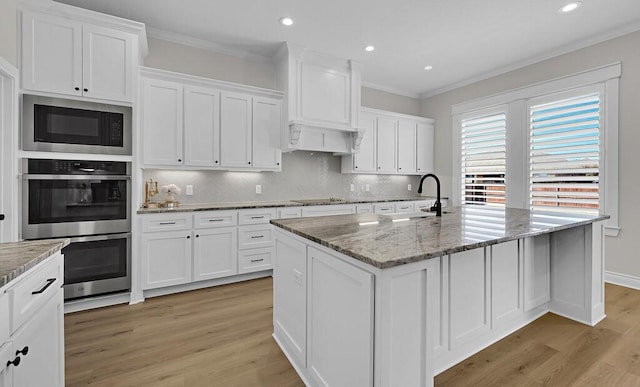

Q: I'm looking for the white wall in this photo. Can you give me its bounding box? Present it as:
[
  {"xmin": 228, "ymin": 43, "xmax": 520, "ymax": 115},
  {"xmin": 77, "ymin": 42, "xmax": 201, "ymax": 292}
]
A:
[
  {"xmin": 0, "ymin": 0, "xmax": 18, "ymax": 66},
  {"xmin": 421, "ymin": 30, "xmax": 640, "ymax": 280}
]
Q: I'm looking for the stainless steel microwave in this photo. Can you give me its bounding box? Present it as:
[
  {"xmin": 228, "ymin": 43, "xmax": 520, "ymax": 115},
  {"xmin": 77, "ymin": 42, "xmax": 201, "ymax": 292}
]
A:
[{"xmin": 22, "ymin": 95, "xmax": 132, "ymax": 155}]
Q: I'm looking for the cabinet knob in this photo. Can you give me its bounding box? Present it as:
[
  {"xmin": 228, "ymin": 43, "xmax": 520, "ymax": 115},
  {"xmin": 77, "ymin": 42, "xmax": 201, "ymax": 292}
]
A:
[
  {"xmin": 74, "ymin": 87, "xmax": 80, "ymax": 91},
  {"xmin": 276, "ymin": 162, "xmax": 280, "ymax": 166},
  {"xmin": 16, "ymin": 346, "xmax": 29, "ymax": 356},
  {"xmin": 83, "ymin": 88, "xmax": 88, "ymax": 92},
  {"xmin": 196, "ymin": 234, "xmax": 199, "ymax": 238},
  {"xmin": 399, "ymin": 167, "xmax": 402, "ymax": 170},
  {"xmin": 178, "ymin": 159, "xmax": 182, "ymax": 162},
  {"xmin": 418, "ymin": 168, "xmax": 421, "ymax": 171},
  {"xmin": 355, "ymin": 166, "xmax": 358, "ymax": 169},
  {"xmin": 378, "ymin": 166, "xmax": 381, "ymax": 169},
  {"xmin": 215, "ymin": 160, "xmax": 218, "ymax": 164},
  {"xmin": 6, "ymin": 357, "xmax": 20, "ymax": 367},
  {"xmin": 186, "ymin": 235, "xmax": 190, "ymax": 239},
  {"xmin": 248, "ymin": 161, "xmax": 251, "ymax": 165}
]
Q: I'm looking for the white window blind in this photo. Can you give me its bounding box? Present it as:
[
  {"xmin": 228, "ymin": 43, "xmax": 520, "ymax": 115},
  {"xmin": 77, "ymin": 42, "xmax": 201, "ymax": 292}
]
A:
[
  {"xmin": 461, "ymin": 112, "xmax": 506, "ymax": 206},
  {"xmin": 529, "ymin": 93, "xmax": 600, "ymax": 214}
]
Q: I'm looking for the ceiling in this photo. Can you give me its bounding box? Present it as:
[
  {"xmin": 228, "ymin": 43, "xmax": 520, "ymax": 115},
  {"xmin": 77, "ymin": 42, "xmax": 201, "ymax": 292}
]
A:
[{"xmin": 55, "ymin": 0, "xmax": 640, "ymax": 98}]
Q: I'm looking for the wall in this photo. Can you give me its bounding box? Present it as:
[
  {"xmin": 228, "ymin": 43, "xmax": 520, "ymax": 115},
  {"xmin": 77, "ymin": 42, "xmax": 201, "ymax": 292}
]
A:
[
  {"xmin": 361, "ymin": 87, "xmax": 421, "ymax": 116},
  {"xmin": 0, "ymin": 0, "xmax": 18, "ymax": 66},
  {"xmin": 142, "ymin": 151, "xmax": 421, "ymax": 204},
  {"xmin": 421, "ymin": 30, "xmax": 640, "ymax": 280}
]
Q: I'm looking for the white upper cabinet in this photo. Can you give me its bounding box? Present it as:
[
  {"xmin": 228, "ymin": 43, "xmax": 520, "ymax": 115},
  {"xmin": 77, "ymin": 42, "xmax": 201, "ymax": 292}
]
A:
[
  {"xmin": 416, "ymin": 123, "xmax": 435, "ymax": 174},
  {"xmin": 300, "ymin": 62, "xmax": 350, "ymax": 126},
  {"xmin": 184, "ymin": 86, "xmax": 220, "ymax": 167},
  {"xmin": 397, "ymin": 119, "xmax": 417, "ymax": 173},
  {"xmin": 141, "ymin": 78, "xmax": 183, "ymax": 166},
  {"xmin": 342, "ymin": 108, "xmax": 434, "ymax": 175},
  {"xmin": 20, "ymin": 3, "xmax": 143, "ymax": 103},
  {"xmin": 220, "ymin": 92, "xmax": 253, "ymax": 168},
  {"xmin": 140, "ymin": 68, "xmax": 282, "ymax": 171}
]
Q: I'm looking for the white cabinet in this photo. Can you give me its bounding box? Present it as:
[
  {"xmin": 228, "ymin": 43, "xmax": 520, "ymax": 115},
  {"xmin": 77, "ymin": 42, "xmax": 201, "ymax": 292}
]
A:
[
  {"xmin": 0, "ymin": 342, "xmax": 11, "ymax": 387},
  {"xmin": 356, "ymin": 203, "xmax": 373, "ymax": 214},
  {"xmin": 184, "ymin": 86, "xmax": 220, "ymax": 167},
  {"xmin": 397, "ymin": 119, "xmax": 417, "ymax": 173},
  {"xmin": 301, "ymin": 204, "xmax": 356, "ymax": 217},
  {"xmin": 343, "ymin": 108, "xmax": 434, "ymax": 175},
  {"xmin": 394, "ymin": 202, "xmax": 415, "ymax": 213},
  {"xmin": 417, "ymin": 123, "xmax": 435, "ymax": 174},
  {"xmin": 523, "ymin": 235, "xmax": 550, "ymax": 311},
  {"xmin": 374, "ymin": 203, "xmax": 395, "ymax": 214},
  {"xmin": 141, "ymin": 79, "xmax": 184, "ymax": 166},
  {"xmin": 193, "ymin": 228, "xmax": 237, "ymax": 281},
  {"xmin": 278, "ymin": 207, "xmax": 303, "ymax": 219},
  {"xmin": 21, "ymin": 10, "xmax": 136, "ymax": 102},
  {"xmin": 141, "ymin": 230, "xmax": 192, "ymax": 289},
  {"xmin": 220, "ymin": 92, "xmax": 282, "ymax": 170}
]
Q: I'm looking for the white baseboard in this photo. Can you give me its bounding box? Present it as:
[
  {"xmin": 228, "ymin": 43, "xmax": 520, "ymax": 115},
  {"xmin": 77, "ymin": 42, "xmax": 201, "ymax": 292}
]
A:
[{"xmin": 605, "ymin": 271, "xmax": 640, "ymax": 290}]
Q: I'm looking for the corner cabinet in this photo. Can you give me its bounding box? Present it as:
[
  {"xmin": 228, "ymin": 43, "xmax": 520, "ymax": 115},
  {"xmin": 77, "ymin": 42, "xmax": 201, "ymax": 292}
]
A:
[
  {"xmin": 140, "ymin": 68, "xmax": 283, "ymax": 171},
  {"xmin": 20, "ymin": 4, "xmax": 144, "ymax": 103},
  {"xmin": 342, "ymin": 108, "xmax": 435, "ymax": 176}
]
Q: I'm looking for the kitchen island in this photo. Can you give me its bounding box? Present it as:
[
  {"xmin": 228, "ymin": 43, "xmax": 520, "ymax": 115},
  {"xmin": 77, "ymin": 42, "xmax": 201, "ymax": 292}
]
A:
[{"xmin": 271, "ymin": 206, "xmax": 608, "ymax": 387}]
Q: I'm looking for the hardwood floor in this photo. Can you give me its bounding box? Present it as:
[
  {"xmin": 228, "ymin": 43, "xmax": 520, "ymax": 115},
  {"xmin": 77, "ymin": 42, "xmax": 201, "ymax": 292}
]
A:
[{"xmin": 66, "ymin": 281, "xmax": 640, "ymax": 386}]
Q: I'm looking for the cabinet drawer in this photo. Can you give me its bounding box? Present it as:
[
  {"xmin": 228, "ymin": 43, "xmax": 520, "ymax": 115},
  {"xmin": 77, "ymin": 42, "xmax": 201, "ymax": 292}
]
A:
[
  {"xmin": 238, "ymin": 224, "xmax": 274, "ymax": 250},
  {"xmin": 356, "ymin": 203, "xmax": 373, "ymax": 214},
  {"xmin": 238, "ymin": 208, "xmax": 277, "ymax": 225},
  {"xmin": 194, "ymin": 211, "xmax": 238, "ymax": 229},
  {"xmin": 413, "ymin": 200, "xmax": 432, "ymax": 211},
  {"xmin": 373, "ymin": 203, "xmax": 395, "ymax": 214},
  {"xmin": 0, "ymin": 293, "xmax": 8, "ymax": 345},
  {"xmin": 277, "ymin": 207, "xmax": 302, "ymax": 219},
  {"xmin": 238, "ymin": 248, "xmax": 273, "ymax": 274},
  {"xmin": 141, "ymin": 213, "xmax": 192, "ymax": 232},
  {"xmin": 394, "ymin": 202, "xmax": 415, "ymax": 213},
  {"xmin": 6, "ymin": 253, "xmax": 63, "ymax": 334}
]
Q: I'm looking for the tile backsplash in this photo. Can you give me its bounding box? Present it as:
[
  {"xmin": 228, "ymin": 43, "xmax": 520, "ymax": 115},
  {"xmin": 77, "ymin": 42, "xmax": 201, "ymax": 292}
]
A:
[{"xmin": 143, "ymin": 151, "xmax": 425, "ymax": 204}]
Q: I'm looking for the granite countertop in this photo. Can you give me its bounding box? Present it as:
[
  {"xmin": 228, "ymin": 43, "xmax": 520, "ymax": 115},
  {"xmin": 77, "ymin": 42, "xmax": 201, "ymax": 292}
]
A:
[
  {"xmin": 0, "ymin": 239, "xmax": 70, "ymax": 288},
  {"xmin": 137, "ymin": 196, "xmax": 445, "ymax": 214},
  {"xmin": 270, "ymin": 206, "xmax": 609, "ymax": 269}
]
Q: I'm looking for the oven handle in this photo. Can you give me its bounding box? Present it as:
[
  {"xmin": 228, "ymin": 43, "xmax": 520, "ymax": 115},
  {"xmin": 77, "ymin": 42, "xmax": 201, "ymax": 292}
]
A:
[
  {"xmin": 22, "ymin": 174, "xmax": 130, "ymax": 181},
  {"xmin": 68, "ymin": 232, "xmax": 131, "ymax": 243}
]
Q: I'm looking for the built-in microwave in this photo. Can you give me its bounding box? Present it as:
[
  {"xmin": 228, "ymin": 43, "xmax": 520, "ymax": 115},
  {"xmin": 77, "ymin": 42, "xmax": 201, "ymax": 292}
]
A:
[{"xmin": 22, "ymin": 95, "xmax": 132, "ymax": 155}]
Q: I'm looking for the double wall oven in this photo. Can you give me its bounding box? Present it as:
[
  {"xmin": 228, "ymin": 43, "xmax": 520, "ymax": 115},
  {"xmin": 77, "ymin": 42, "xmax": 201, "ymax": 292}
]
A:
[{"xmin": 22, "ymin": 96, "xmax": 133, "ymax": 300}]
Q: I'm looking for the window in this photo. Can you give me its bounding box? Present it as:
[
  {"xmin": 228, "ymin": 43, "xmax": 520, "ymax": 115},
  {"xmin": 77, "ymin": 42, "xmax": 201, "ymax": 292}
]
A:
[
  {"xmin": 460, "ymin": 111, "xmax": 506, "ymax": 206},
  {"xmin": 529, "ymin": 92, "xmax": 600, "ymax": 214}
]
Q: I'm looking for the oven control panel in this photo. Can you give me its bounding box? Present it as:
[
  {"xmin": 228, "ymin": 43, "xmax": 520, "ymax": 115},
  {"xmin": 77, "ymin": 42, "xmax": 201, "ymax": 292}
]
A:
[{"xmin": 27, "ymin": 159, "xmax": 128, "ymax": 175}]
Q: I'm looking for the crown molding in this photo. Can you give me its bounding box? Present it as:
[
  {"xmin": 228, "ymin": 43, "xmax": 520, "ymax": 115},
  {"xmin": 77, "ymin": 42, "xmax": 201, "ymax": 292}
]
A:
[
  {"xmin": 146, "ymin": 27, "xmax": 274, "ymax": 64},
  {"xmin": 361, "ymin": 81, "xmax": 421, "ymax": 99},
  {"xmin": 420, "ymin": 21, "xmax": 640, "ymax": 99}
]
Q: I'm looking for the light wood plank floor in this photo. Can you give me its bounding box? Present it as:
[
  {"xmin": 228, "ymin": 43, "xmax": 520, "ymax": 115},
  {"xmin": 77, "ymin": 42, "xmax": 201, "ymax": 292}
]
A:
[{"xmin": 66, "ymin": 280, "xmax": 640, "ymax": 386}]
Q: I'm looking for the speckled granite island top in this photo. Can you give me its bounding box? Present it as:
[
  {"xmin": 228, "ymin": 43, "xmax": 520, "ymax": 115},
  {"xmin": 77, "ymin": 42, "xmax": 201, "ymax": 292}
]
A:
[
  {"xmin": 0, "ymin": 239, "xmax": 69, "ymax": 288},
  {"xmin": 137, "ymin": 196, "xmax": 444, "ymax": 214},
  {"xmin": 271, "ymin": 206, "xmax": 609, "ymax": 269}
]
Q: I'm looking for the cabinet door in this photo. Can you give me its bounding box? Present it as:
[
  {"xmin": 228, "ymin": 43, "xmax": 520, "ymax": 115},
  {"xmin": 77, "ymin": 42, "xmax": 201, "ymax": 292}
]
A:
[
  {"xmin": 397, "ymin": 119, "xmax": 417, "ymax": 173},
  {"xmin": 193, "ymin": 228, "xmax": 237, "ymax": 281},
  {"xmin": 0, "ymin": 342, "xmax": 12, "ymax": 387},
  {"xmin": 308, "ymin": 247, "xmax": 374, "ymax": 387},
  {"xmin": 141, "ymin": 230, "xmax": 192, "ymax": 289},
  {"xmin": 12, "ymin": 291, "xmax": 64, "ymax": 387},
  {"xmin": 376, "ymin": 117, "xmax": 397, "ymax": 172},
  {"xmin": 82, "ymin": 24, "xmax": 134, "ymax": 102},
  {"xmin": 184, "ymin": 86, "xmax": 220, "ymax": 167},
  {"xmin": 354, "ymin": 114, "xmax": 377, "ymax": 172},
  {"xmin": 21, "ymin": 11, "xmax": 83, "ymax": 96},
  {"xmin": 142, "ymin": 79, "xmax": 183, "ymax": 166},
  {"xmin": 252, "ymin": 97, "xmax": 282, "ymax": 170},
  {"xmin": 220, "ymin": 92, "xmax": 252, "ymax": 168},
  {"xmin": 417, "ymin": 123, "xmax": 435, "ymax": 174}
]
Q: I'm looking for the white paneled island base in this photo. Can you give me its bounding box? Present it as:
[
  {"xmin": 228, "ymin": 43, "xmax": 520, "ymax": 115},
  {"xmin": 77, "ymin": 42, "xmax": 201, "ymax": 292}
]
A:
[{"xmin": 271, "ymin": 207, "xmax": 607, "ymax": 387}]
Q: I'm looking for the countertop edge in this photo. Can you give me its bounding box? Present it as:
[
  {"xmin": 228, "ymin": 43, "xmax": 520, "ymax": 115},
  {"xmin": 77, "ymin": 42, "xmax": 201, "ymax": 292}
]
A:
[{"xmin": 0, "ymin": 238, "xmax": 70, "ymax": 289}]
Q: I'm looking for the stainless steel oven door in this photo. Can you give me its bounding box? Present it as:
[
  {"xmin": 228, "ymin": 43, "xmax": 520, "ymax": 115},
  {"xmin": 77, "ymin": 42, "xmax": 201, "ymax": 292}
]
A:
[
  {"xmin": 22, "ymin": 95, "xmax": 132, "ymax": 155},
  {"xmin": 63, "ymin": 233, "xmax": 131, "ymax": 300},
  {"xmin": 22, "ymin": 174, "xmax": 131, "ymax": 239}
]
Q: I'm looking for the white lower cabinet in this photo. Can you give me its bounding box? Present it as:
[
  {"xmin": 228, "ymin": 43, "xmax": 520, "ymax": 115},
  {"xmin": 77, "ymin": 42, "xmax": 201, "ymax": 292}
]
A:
[
  {"xmin": 141, "ymin": 230, "xmax": 192, "ymax": 289},
  {"xmin": 193, "ymin": 227, "xmax": 238, "ymax": 281},
  {"xmin": 238, "ymin": 248, "xmax": 273, "ymax": 274},
  {"xmin": 301, "ymin": 204, "xmax": 356, "ymax": 217},
  {"xmin": 0, "ymin": 342, "xmax": 12, "ymax": 387}
]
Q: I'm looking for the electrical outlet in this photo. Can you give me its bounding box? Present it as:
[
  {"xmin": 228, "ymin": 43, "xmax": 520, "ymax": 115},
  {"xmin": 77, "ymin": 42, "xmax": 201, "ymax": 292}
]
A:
[
  {"xmin": 185, "ymin": 185, "xmax": 194, "ymax": 195},
  {"xmin": 350, "ymin": 184, "xmax": 355, "ymax": 192},
  {"xmin": 255, "ymin": 185, "xmax": 262, "ymax": 194},
  {"xmin": 365, "ymin": 184, "xmax": 370, "ymax": 192},
  {"xmin": 408, "ymin": 184, "xmax": 412, "ymax": 191}
]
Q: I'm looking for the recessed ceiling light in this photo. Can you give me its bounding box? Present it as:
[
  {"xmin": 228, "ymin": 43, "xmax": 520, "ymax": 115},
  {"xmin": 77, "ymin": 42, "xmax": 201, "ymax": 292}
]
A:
[
  {"xmin": 424, "ymin": 65, "xmax": 433, "ymax": 71},
  {"xmin": 364, "ymin": 45, "xmax": 375, "ymax": 52},
  {"xmin": 279, "ymin": 17, "xmax": 294, "ymax": 26},
  {"xmin": 559, "ymin": 1, "xmax": 582, "ymax": 13}
]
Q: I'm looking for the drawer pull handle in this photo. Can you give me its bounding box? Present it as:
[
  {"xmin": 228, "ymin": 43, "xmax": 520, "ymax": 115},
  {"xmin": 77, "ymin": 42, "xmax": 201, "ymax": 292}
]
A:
[
  {"xmin": 32, "ymin": 278, "xmax": 56, "ymax": 295},
  {"xmin": 250, "ymin": 258, "xmax": 264, "ymax": 263},
  {"xmin": 208, "ymin": 219, "xmax": 223, "ymax": 222},
  {"xmin": 7, "ymin": 357, "xmax": 20, "ymax": 368},
  {"xmin": 16, "ymin": 347, "xmax": 29, "ymax": 357},
  {"xmin": 250, "ymin": 216, "xmax": 264, "ymax": 219},
  {"xmin": 250, "ymin": 235, "xmax": 264, "ymax": 239},
  {"xmin": 159, "ymin": 222, "xmax": 176, "ymax": 225}
]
